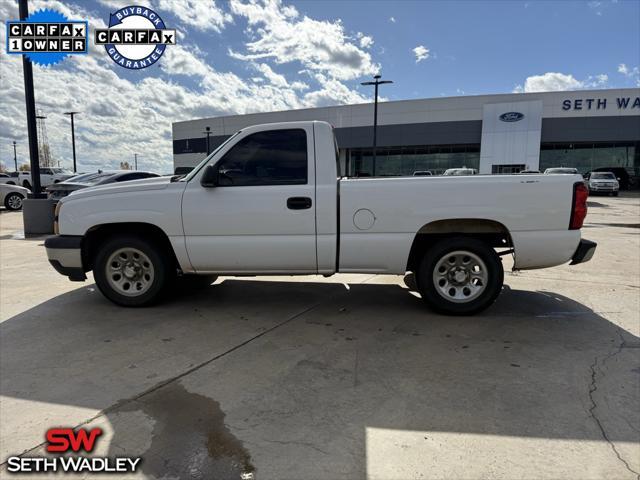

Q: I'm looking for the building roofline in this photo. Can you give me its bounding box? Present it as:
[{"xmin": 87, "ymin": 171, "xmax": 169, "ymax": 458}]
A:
[{"xmin": 172, "ymin": 87, "xmax": 640, "ymax": 127}]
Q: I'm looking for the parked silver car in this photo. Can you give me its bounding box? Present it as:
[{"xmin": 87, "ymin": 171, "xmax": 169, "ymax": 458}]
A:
[
  {"xmin": 0, "ymin": 184, "xmax": 29, "ymax": 210},
  {"xmin": 585, "ymin": 171, "xmax": 619, "ymax": 196}
]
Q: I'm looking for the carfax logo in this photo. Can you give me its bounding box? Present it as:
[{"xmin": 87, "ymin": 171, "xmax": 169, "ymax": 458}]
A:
[
  {"xmin": 95, "ymin": 5, "xmax": 176, "ymax": 69},
  {"xmin": 6, "ymin": 427, "xmax": 142, "ymax": 474},
  {"xmin": 5, "ymin": 9, "xmax": 88, "ymax": 66}
]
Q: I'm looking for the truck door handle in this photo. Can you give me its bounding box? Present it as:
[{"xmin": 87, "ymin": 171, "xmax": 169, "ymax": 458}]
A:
[{"xmin": 287, "ymin": 197, "xmax": 312, "ymax": 210}]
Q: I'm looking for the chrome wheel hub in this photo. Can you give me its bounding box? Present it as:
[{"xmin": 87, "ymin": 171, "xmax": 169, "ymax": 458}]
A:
[
  {"xmin": 7, "ymin": 195, "xmax": 22, "ymax": 209},
  {"xmin": 433, "ymin": 250, "xmax": 488, "ymax": 303},
  {"xmin": 106, "ymin": 248, "xmax": 154, "ymax": 297}
]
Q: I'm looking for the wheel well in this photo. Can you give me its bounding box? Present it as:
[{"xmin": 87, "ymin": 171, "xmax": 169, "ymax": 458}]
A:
[
  {"xmin": 82, "ymin": 223, "xmax": 179, "ymax": 272},
  {"xmin": 406, "ymin": 219, "xmax": 513, "ymax": 272}
]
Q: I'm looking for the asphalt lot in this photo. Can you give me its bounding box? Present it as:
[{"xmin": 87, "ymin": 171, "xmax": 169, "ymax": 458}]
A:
[{"xmin": 0, "ymin": 193, "xmax": 639, "ymax": 480}]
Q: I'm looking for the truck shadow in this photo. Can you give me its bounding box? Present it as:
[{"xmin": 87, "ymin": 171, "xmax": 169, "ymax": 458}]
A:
[{"xmin": 1, "ymin": 279, "xmax": 638, "ymax": 477}]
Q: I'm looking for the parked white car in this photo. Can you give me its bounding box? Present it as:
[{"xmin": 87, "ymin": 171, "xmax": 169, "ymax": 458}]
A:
[
  {"xmin": 0, "ymin": 168, "xmax": 74, "ymax": 189},
  {"xmin": 443, "ymin": 167, "xmax": 478, "ymax": 176},
  {"xmin": 45, "ymin": 121, "xmax": 596, "ymax": 315},
  {"xmin": 0, "ymin": 171, "xmax": 30, "ymax": 187},
  {"xmin": 0, "ymin": 184, "xmax": 29, "ymax": 210}
]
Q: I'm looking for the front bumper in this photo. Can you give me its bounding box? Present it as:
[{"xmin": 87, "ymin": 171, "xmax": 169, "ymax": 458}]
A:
[
  {"xmin": 44, "ymin": 235, "xmax": 86, "ymax": 281},
  {"xmin": 589, "ymin": 184, "xmax": 619, "ymax": 192},
  {"xmin": 570, "ymin": 239, "xmax": 597, "ymax": 265}
]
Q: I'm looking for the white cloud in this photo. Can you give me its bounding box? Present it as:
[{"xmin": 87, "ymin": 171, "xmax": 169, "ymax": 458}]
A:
[
  {"xmin": 160, "ymin": 45, "xmax": 212, "ymax": 77},
  {"xmin": 618, "ymin": 63, "xmax": 640, "ymax": 86},
  {"xmin": 587, "ymin": 0, "xmax": 603, "ymax": 15},
  {"xmin": 228, "ymin": 0, "xmax": 378, "ymax": 80},
  {"xmin": 303, "ymin": 74, "xmax": 368, "ymax": 107},
  {"xmin": 512, "ymin": 72, "xmax": 609, "ymax": 93},
  {"xmin": 357, "ymin": 32, "xmax": 374, "ymax": 49},
  {"xmin": 389, "ymin": 16, "xmax": 396, "ymax": 23},
  {"xmin": 157, "ymin": 0, "xmax": 232, "ymax": 33},
  {"xmin": 412, "ymin": 45, "xmax": 430, "ymax": 63}
]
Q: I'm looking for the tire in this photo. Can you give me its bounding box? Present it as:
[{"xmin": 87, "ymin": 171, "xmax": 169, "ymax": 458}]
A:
[
  {"xmin": 4, "ymin": 192, "xmax": 24, "ymax": 210},
  {"xmin": 417, "ymin": 237, "xmax": 504, "ymax": 315},
  {"xmin": 613, "ymin": 192, "xmax": 619, "ymax": 197},
  {"xmin": 93, "ymin": 234, "xmax": 173, "ymax": 307},
  {"xmin": 7, "ymin": 181, "xmax": 15, "ymax": 185},
  {"xmin": 23, "ymin": 181, "xmax": 31, "ymax": 190}
]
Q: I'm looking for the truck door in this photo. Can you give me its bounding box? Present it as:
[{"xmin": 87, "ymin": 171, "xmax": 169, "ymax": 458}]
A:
[{"xmin": 181, "ymin": 126, "xmax": 317, "ymax": 273}]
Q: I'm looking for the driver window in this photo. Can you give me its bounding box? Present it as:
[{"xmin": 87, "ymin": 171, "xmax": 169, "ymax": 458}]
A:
[{"xmin": 216, "ymin": 129, "xmax": 307, "ymax": 186}]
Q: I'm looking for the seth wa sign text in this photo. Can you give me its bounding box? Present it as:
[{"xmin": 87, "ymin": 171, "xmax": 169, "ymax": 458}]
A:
[{"xmin": 562, "ymin": 96, "xmax": 640, "ymax": 111}]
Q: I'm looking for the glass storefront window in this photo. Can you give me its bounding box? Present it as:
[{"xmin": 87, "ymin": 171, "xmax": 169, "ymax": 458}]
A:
[
  {"xmin": 539, "ymin": 142, "xmax": 638, "ymax": 174},
  {"xmin": 347, "ymin": 144, "xmax": 480, "ymax": 177}
]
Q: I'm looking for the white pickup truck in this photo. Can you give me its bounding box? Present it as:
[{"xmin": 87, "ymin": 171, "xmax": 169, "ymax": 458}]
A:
[{"xmin": 45, "ymin": 121, "xmax": 595, "ymax": 315}]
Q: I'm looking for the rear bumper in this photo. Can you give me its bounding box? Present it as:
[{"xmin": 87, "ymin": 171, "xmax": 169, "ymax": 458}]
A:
[
  {"xmin": 570, "ymin": 239, "xmax": 597, "ymax": 265},
  {"xmin": 44, "ymin": 235, "xmax": 86, "ymax": 281}
]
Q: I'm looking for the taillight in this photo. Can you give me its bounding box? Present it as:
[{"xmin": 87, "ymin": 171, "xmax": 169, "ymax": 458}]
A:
[{"xmin": 569, "ymin": 182, "xmax": 588, "ymax": 230}]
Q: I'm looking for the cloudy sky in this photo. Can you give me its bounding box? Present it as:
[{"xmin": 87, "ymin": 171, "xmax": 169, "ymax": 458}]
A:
[{"xmin": 1, "ymin": 0, "xmax": 639, "ymax": 173}]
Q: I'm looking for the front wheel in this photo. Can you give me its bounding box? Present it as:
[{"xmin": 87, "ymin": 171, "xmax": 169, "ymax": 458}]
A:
[
  {"xmin": 417, "ymin": 237, "xmax": 504, "ymax": 315},
  {"xmin": 93, "ymin": 235, "xmax": 173, "ymax": 307},
  {"xmin": 4, "ymin": 192, "xmax": 24, "ymax": 210}
]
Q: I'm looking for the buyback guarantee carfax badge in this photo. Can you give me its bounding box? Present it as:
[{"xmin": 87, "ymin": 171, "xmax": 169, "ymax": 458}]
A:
[
  {"xmin": 6, "ymin": 9, "xmax": 88, "ymax": 66},
  {"xmin": 95, "ymin": 5, "xmax": 176, "ymax": 70}
]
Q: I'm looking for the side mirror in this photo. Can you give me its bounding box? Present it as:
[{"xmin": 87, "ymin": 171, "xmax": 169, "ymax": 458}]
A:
[{"xmin": 200, "ymin": 165, "xmax": 218, "ymax": 188}]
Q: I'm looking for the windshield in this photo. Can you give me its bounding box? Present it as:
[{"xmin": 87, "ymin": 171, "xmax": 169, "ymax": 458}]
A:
[
  {"xmin": 182, "ymin": 131, "xmax": 242, "ymax": 182},
  {"xmin": 591, "ymin": 172, "xmax": 615, "ymax": 179}
]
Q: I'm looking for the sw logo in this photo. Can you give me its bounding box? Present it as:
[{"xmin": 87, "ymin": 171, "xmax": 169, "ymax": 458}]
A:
[
  {"xmin": 46, "ymin": 427, "xmax": 103, "ymax": 453},
  {"xmin": 5, "ymin": 8, "xmax": 88, "ymax": 66},
  {"xmin": 6, "ymin": 427, "xmax": 141, "ymax": 474},
  {"xmin": 95, "ymin": 5, "xmax": 176, "ymax": 69}
]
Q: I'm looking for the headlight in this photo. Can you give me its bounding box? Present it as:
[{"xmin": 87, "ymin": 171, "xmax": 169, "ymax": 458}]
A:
[{"xmin": 54, "ymin": 201, "xmax": 62, "ymax": 235}]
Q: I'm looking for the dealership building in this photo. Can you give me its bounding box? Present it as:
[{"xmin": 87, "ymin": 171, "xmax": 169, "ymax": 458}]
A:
[{"xmin": 173, "ymin": 87, "xmax": 640, "ymax": 177}]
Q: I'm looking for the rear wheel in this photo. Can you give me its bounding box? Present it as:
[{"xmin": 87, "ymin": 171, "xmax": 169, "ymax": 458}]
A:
[
  {"xmin": 417, "ymin": 237, "xmax": 503, "ymax": 315},
  {"xmin": 93, "ymin": 235, "xmax": 173, "ymax": 307},
  {"xmin": 613, "ymin": 192, "xmax": 619, "ymax": 197},
  {"xmin": 4, "ymin": 192, "xmax": 24, "ymax": 210},
  {"xmin": 22, "ymin": 181, "xmax": 31, "ymax": 190}
]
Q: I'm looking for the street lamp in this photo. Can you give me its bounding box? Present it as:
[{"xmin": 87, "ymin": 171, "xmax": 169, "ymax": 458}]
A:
[
  {"xmin": 12, "ymin": 141, "xmax": 17, "ymax": 171},
  {"xmin": 63, "ymin": 111, "xmax": 80, "ymax": 172},
  {"xmin": 360, "ymin": 74, "xmax": 393, "ymax": 176},
  {"xmin": 204, "ymin": 126, "xmax": 212, "ymax": 155},
  {"xmin": 134, "ymin": 153, "xmax": 139, "ymax": 170},
  {"xmin": 19, "ymin": 0, "xmax": 43, "ymax": 197}
]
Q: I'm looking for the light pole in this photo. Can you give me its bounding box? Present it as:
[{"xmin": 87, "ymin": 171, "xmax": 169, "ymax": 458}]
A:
[
  {"xmin": 134, "ymin": 153, "xmax": 138, "ymax": 170},
  {"xmin": 360, "ymin": 74, "xmax": 393, "ymax": 176},
  {"xmin": 63, "ymin": 111, "xmax": 80, "ymax": 172},
  {"xmin": 12, "ymin": 141, "xmax": 17, "ymax": 171},
  {"xmin": 204, "ymin": 126, "xmax": 212, "ymax": 155},
  {"xmin": 19, "ymin": 0, "xmax": 43, "ymax": 197}
]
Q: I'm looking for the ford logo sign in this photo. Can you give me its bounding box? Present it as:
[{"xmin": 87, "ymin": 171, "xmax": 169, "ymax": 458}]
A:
[{"xmin": 499, "ymin": 112, "xmax": 525, "ymax": 122}]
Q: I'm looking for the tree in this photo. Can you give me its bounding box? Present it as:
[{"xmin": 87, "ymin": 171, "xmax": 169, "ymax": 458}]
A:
[
  {"xmin": 19, "ymin": 164, "xmax": 30, "ymax": 171},
  {"xmin": 0, "ymin": 163, "xmax": 6, "ymax": 173},
  {"xmin": 120, "ymin": 161, "xmax": 131, "ymax": 170}
]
